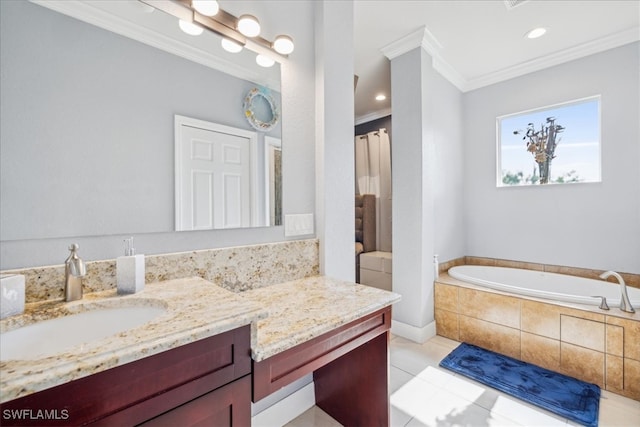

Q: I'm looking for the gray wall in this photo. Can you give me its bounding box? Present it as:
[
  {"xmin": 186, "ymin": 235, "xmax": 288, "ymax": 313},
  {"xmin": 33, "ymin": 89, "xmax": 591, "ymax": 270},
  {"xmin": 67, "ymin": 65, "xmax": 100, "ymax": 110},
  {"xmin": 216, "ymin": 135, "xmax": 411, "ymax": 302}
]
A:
[
  {"xmin": 464, "ymin": 42, "xmax": 640, "ymax": 273},
  {"xmin": 0, "ymin": 0, "xmax": 316, "ymax": 269},
  {"xmin": 433, "ymin": 68, "xmax": 465, "ymax": 267}
]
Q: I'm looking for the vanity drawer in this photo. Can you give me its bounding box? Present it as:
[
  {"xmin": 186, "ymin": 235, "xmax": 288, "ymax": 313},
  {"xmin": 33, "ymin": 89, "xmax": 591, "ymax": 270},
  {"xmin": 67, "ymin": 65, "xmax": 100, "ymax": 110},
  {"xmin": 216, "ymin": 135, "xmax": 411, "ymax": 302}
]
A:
[
  {"xmin": 137, "ymin": 375, "xmax": 251, "ymax": 427},
  {"xmin": 252, "ymin": 307, "xmax": 391, "ymax": 401},
  {"xmin": 0, "ymin": 325, "xmax": 251, "ymax": 426}
]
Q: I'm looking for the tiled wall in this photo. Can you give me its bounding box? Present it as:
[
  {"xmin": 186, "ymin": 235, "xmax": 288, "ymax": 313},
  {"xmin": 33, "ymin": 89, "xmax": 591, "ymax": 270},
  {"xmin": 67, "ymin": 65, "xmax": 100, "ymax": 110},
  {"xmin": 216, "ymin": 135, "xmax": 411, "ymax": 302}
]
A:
[
  {"xmin": 439, "ymin": 256, "xmax": 640, "ymax": 289},
  {"xmin": 1, "ymin": 239, "xmax": 319, "ymax": 304},
  {"xmin": 435, "ymin": 278, "xmax": 640, "ymax": 401}
]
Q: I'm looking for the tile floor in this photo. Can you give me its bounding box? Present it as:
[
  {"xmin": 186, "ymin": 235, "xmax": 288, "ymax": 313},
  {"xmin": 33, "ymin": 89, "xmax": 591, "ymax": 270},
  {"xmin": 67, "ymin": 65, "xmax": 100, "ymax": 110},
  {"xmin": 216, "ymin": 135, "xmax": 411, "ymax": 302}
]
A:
[{"xmin": 287, "ymin": 334, "xmax": 640, "ymax": 427}]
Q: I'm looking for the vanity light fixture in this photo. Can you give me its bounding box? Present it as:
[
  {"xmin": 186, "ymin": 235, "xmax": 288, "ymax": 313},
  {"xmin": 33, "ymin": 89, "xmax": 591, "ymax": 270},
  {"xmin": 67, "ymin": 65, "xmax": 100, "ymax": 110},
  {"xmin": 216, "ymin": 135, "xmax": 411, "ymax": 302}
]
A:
[
  {"xmin": 256, "ymin": 54, "xmax": 275, "ymax": 68},
  {"xmin": 221, "ymin": 38, "xmax": 243, "ymax": 53},
  {"xmin": 525, "ymin": 27, "xmax": 547, "ymax": 39},
  {"xmin": 237, "ymin": 14, "xmax": 261, "ymax": 38},
  {"xmin": 273, "ymin": 35, "xmax": 294, "ymax": 55},
  {"xmin": 191, "ymin": 0, "xmax": 219, "ymax": 17},
  {"xmin": 375, "ymin": 94, "xmax": 386, "ymax": 101},
  {"xmin": 178, "ymin": 19, "xmax": 204, "ymax": 36},
  {"xmin": 140, "ymin": 1, "xmax": 293, "ymax": 62}
]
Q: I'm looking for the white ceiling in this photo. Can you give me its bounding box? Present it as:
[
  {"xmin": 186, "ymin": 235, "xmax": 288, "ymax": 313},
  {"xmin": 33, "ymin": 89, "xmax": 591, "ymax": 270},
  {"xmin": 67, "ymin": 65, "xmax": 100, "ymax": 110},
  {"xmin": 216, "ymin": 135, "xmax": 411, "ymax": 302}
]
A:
[{"xmin": 354, "ymin": 0, "xmax": 640, "ymax": 123}]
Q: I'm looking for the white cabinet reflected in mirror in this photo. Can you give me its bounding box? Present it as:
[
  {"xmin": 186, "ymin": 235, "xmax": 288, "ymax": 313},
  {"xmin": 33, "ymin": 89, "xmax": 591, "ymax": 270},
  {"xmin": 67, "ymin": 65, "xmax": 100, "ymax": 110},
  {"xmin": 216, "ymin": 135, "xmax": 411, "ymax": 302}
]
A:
[{"xmin": 0, "ymin": 0, "xmax": 283, "ymax": 242}]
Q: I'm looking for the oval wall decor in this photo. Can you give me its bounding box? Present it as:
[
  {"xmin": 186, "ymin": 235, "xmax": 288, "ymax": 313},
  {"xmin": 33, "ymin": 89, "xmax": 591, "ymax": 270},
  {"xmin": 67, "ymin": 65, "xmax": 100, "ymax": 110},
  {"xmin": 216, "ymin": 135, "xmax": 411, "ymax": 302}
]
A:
[{"xmin": 243, "ymin": 87, "xmax": 280, "ymax": 132}]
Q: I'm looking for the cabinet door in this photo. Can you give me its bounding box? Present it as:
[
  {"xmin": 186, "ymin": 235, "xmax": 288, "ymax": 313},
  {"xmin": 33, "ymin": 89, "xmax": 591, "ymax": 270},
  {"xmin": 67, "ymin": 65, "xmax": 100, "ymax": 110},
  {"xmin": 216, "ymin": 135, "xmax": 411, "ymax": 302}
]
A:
[
  {"xmin": 139, "ymin": 375, "xmax": 251, "ymax": 427},
  {"xmin": 1, "ymin": 326, "xmax": 251, "ymax": 426}
]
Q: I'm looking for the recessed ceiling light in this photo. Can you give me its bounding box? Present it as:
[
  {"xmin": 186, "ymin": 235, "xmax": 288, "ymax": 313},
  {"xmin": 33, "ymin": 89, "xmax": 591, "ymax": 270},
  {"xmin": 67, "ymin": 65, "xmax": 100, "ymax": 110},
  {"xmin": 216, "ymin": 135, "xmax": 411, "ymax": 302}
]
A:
[
  {"xmin": 525, "ymin": 27, "xmax": 547, "ymax": 39},
  {"xmin": 375, "ymin": 94, "xmax": 386, "ymax": 101}
]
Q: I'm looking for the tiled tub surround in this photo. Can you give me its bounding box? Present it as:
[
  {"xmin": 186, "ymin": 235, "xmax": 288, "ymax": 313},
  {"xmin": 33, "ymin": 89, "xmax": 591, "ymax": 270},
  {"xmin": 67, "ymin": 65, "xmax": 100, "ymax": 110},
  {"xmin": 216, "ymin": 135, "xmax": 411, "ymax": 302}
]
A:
[
  {"xmin": 438, "ymin": 256, "xmax": 640, "ymax": 289},
  {"xmin": 0, "ymin": 277, "xmax": 267, "ymax": 403},
  {"xmin": 0, "ymin": 239, "xmax": 319, "ymax": 303},
  {"xmin": 435, "ymin": 273, "xmax": 640, "ymax": 401}
]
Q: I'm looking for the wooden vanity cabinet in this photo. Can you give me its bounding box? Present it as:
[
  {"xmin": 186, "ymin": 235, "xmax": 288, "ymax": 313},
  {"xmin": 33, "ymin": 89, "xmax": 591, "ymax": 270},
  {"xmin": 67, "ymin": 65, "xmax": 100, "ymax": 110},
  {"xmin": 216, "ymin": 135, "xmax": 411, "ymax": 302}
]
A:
[
  {"xmin": 0, "ymin": 326, "xmax": 251, "ymax": 427},
  {"xmin": 253, "ymin": 307, "xmax": 392, "ymax": 426}
]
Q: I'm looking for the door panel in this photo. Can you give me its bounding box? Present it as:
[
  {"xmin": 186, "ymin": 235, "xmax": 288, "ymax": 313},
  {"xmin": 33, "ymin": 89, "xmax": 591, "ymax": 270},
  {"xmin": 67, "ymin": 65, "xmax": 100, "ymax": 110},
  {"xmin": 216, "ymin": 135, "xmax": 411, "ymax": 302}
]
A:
[{"xmin": 176, "ymin": 119, "xmax": 256, "ymax": 230}]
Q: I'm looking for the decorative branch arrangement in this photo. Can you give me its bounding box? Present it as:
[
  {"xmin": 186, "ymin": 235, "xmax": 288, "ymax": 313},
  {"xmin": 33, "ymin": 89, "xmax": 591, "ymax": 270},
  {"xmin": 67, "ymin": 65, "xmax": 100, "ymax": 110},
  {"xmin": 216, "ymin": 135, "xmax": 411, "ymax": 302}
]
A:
[{"xmin": 514, "ymin": 117, "xmax": 564, "ymax": 184}]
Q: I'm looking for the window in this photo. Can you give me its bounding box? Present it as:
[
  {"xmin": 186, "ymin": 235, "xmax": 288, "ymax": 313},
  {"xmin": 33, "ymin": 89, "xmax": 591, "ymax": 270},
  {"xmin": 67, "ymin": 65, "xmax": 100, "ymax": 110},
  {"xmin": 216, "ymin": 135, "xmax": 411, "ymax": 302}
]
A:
[{"xmin": 497, "ymin": 96, "xmax": 601, "ymax": 187}]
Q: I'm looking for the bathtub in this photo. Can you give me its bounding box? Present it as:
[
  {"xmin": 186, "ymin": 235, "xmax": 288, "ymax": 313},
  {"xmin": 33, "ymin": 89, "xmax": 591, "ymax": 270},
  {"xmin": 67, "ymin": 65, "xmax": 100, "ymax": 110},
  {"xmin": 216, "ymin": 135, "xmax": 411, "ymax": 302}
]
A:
[{"xmin": 448, "ymin": 265, "xmax": 640, "ymax": 309}]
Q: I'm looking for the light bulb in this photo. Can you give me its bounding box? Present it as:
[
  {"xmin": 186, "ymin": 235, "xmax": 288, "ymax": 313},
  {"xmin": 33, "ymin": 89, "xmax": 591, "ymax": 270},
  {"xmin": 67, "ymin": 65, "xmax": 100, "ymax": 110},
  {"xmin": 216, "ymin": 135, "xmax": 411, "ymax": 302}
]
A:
[
  {"xmin": 192, "ymin": 0, "xmax": 219, "ymax": 17},
  {"xmin": 179, "ymin": 19, "xmax": 203, "ymax": 36},
  {"xmin": 237, "ymin": 15, "xmax": 260, "ymax": 37},
  {"xmin": 273, "ymin": 35, "xmax": 294, "ymax": 55},
  {"xmin": 256, "ymin": 54, "xmax": 275, "ymax": 68},
  {"xmin": 525, "ymin": 27, "xmax": 547, "ymax": 39},
  {"xmin": 221, "ymin": 38, "xmax": 243, "ymax": 53}
]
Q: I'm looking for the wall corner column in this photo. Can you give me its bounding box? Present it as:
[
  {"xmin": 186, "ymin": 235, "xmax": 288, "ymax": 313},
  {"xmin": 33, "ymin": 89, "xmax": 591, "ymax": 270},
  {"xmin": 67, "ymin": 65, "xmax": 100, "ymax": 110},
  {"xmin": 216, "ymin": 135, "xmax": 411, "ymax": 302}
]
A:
[
  {"xmin": 314, "ymin": 0, "xmax": 355, "ymax": 281},
  {"xmin": 389, "ymin": 46, "xmax": 437, "ymax": 340}
]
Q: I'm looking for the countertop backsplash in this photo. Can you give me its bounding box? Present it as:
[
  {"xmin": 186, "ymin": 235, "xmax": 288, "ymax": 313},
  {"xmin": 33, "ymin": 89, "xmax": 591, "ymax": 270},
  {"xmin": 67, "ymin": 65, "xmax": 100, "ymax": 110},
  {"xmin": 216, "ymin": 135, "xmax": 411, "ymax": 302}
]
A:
[{"xmin": 1, "ymin": 239, "xmax": 319, "ymax": 303}]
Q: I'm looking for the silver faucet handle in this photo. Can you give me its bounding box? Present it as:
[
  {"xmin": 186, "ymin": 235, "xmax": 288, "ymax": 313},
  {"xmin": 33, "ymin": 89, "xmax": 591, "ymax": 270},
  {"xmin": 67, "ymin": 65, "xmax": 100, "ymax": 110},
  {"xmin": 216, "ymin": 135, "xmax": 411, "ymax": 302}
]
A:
[
  {"xmin": 67, "ymin": 243, "xmax": 87, "ymax": 276},
  {"xmin": 592, "ymin": 296, "xmax": 610, "ymax": 310}
]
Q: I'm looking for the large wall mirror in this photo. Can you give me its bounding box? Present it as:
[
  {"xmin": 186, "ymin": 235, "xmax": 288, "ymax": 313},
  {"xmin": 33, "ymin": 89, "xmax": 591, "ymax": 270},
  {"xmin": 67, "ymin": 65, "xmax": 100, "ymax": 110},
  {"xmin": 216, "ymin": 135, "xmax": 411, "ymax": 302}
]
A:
[{"xmin": 0, "ymin": 0, "xmax": 282, "ymax": 242}]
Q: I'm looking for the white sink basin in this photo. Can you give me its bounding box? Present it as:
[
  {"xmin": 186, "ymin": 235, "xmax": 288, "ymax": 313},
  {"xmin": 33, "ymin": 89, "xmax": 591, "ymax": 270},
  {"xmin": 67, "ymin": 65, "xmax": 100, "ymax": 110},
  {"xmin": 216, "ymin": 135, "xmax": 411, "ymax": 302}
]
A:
[{"xmin": 0, "ymin": 305, "xmax": 166, "ymax": 361}]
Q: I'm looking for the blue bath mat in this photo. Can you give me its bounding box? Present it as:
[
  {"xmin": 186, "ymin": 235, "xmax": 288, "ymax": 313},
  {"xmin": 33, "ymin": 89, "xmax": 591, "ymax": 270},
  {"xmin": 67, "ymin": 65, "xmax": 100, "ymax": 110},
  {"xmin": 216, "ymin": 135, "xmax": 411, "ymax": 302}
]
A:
[{"xmin": 439, "ymin": 343, "xmax": 600, "ymax": 427}]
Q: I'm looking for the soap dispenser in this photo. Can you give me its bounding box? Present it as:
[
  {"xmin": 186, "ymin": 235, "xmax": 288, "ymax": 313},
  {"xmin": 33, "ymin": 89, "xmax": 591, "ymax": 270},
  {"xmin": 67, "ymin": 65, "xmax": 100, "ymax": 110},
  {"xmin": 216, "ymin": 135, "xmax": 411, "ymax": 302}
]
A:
[
  {"xmin": 116, "ymin": 237, "xmax": 145, "ymax": 294},
  {"xmin": 1, "ymin": 274, "xmax": 25, "ymax": 319}
]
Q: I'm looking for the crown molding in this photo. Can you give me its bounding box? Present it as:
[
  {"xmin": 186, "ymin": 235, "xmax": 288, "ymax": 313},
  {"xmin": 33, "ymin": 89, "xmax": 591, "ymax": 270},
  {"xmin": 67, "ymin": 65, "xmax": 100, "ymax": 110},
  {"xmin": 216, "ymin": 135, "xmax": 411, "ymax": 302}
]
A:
[
  {"xmin": 381, "ymin": 26, "xmax": 443, "ymax": 60},
  {"xmin": 463, "ymin": 27, "xmax": 640, "ymax": 92},
  {"xmin": 355, "ymin": 108, "xmax": 392, "ymax": 126},
  {"xmin": 432, "ymin": 57, "xmax": 467, "ymax": 92},
  {"xmin": 28, "ymin": 0, "xmax": 280, "ymax": 90},
  {"xmin": 381, "ymin": 26, "xmax": 466, "ymax": 92},
  {"xmin": 382, "ymin": 25, "xmax": 639, "ymax": 93}
]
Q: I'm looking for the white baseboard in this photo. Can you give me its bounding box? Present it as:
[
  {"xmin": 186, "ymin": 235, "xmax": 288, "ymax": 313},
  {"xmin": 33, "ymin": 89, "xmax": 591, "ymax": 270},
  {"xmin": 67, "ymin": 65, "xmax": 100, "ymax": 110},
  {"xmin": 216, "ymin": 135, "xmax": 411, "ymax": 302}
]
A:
[
  {"xmin": 391, "ymin": 319, "xmax": 436, "ymax": 343},
  {"xmin": 251, "ymin": 382, "xmax": 316, "ymax": 427}
]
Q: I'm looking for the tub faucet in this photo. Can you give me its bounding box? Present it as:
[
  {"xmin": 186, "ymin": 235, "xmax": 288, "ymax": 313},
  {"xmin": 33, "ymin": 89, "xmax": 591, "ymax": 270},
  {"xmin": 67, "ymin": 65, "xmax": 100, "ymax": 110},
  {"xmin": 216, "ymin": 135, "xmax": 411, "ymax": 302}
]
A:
[
  {"xmin": 65, "ymin": 244, "xmax": 86, "ymax": 302},
  {"xmin": 600, "ymin": 270, "xmax": 635, "ymax": 314}
]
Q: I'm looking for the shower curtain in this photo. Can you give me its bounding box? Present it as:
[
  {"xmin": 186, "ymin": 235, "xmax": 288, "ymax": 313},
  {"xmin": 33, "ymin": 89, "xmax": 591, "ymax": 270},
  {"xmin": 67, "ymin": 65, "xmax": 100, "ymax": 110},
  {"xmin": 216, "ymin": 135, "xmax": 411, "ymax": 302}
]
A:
[{"xmin": 355, "ymin": 129, "xmax": 392, "ymax": 252}]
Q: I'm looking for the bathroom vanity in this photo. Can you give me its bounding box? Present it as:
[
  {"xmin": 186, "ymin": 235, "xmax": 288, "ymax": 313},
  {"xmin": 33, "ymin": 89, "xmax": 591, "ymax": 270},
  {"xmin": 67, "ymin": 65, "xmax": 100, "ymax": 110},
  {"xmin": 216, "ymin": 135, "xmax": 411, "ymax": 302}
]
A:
[
  {"xmin": 0, "ymin": 277, "xmax": 265, "ymax": 426},
  {"xmin": 1, "ymin": 326, "xmax": 252, "ymax": 426},
  {"xmin": 245, "ymin": 276, "xmax": 399, "ymax": 426},
  {"xmin": 0, "ymin": 276, "xmax": 400, "ymax": 426}
]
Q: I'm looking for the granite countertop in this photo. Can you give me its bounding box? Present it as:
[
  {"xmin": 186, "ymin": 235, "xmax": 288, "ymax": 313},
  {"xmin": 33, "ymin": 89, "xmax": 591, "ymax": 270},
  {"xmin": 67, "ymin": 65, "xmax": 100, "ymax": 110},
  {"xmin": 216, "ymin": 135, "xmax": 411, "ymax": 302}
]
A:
[
  {"xmin": 0, "ymin": 277, "xmax": 267, "ymax": 403},
  {"xmin": 244, "ymin": 276, "xmax": 402, "ymax": 361},
  {"xmin": 1, "ymin": 275, "xmax": 401, "ymax": 403}
]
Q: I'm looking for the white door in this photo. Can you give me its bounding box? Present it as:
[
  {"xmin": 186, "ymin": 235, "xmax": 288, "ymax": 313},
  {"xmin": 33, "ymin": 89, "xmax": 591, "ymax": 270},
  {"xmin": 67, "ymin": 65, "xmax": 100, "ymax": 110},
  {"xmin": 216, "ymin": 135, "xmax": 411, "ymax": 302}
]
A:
[{"xmin": 175, "ymin": 116, "xmax": 257, "ymax": 230}]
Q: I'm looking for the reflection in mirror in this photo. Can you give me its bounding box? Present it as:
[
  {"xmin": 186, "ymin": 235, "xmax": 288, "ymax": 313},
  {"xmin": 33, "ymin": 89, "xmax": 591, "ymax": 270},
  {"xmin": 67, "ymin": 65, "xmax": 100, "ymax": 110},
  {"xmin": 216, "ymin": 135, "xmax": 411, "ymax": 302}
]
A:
[
  {"xmin": 0, "ymin": 0, "xmax": 282, "ymax": 242},
  {"xmin": 265, "ymin": 137, "xmax": 283, "ymax": 226},
  {"xmin": 175, "ymin": 115, "xmax": 283, "ymax": 230}
]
